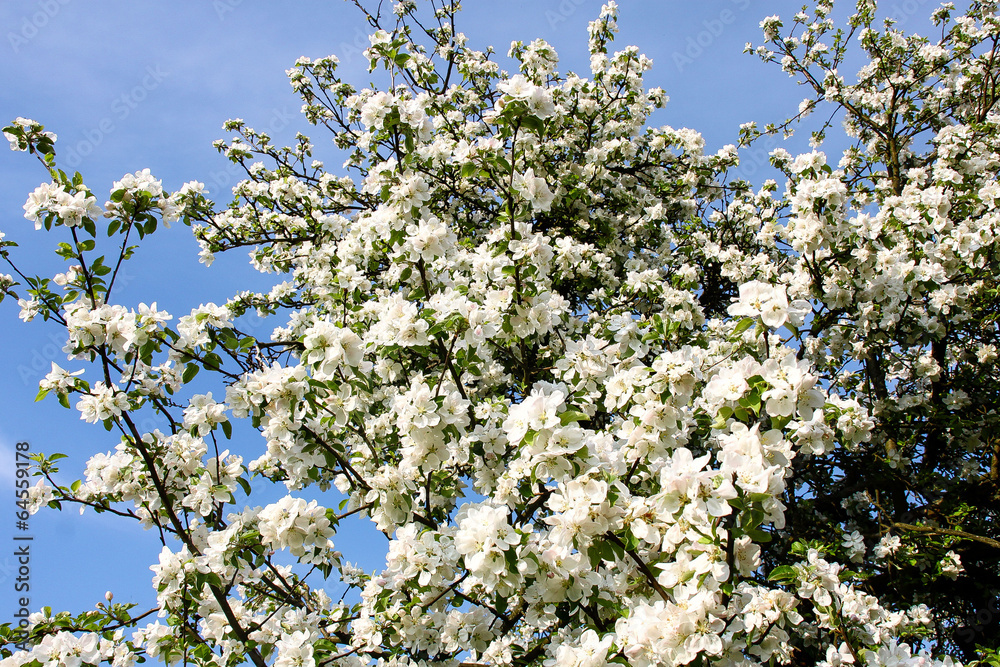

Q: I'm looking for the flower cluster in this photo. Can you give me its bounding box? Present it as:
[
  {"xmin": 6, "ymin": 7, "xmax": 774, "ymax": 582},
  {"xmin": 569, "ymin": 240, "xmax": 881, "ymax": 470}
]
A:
[
  {"xmin": 23, "ymin": 182, "xmax": 101, "ymax": 230},
  {"xmin": 257, "ymin": 496, "xmax": 337, "ymax": 564},
  {"xmin": 4, "ymin": 1, "xmax": 999, "ymax": 666}
]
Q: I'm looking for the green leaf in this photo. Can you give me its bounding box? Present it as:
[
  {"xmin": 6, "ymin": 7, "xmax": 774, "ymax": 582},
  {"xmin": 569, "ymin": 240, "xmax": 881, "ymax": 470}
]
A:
[
  {"xmin": 203, "ymin": 352, "xmax": 223, "ymax": 371},
  {"xmin": 623, "ymin": 529, "xmax": 639, "ymax": 551},
  {"xmin": 739, "ymin": 391, "xmax": 762, "ymax": 415},
  {"xmin": 589, "ymin": 542, "xmax": 603, "ymax": 568},
  {"xmin": 767, "ymin": 565, "xmax": 797, "ymax": 582},
  {"xmin": 521, "ymin": 115, "xmax": 544, "ymax": 134},
  {"xmin": 182, "ymin": 363, "xmax": 200, "ymax": 384},
  {"xmin": 221, "ymin": 420, "xmax": 233, "ymax": 440},
  {"xmin": 733, "ymin": 317, "xmax": 756, "ymax": 335},
  {"xmin": 559, "ymin": 410, "xmax": 589, "ymax": 425}
]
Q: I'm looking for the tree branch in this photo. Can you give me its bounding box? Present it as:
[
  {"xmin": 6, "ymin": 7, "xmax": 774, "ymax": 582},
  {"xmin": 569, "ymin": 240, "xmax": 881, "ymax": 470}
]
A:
[{"xmin": 892, "ymin": 522, "xmax": 1000, "ymax": 551}]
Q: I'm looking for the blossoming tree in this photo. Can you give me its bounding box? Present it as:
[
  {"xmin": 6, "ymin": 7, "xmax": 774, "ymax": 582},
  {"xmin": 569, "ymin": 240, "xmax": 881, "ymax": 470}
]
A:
[{"xmin": 2, "ymin": 0, "xmax": 1000, "ymax": 665}]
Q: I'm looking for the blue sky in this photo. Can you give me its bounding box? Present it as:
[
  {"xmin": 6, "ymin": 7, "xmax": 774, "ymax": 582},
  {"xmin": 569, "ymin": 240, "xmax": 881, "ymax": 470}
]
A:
[{"xmin": 0, "ymin": 0, "xmax": 863, "ymax": 631}]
